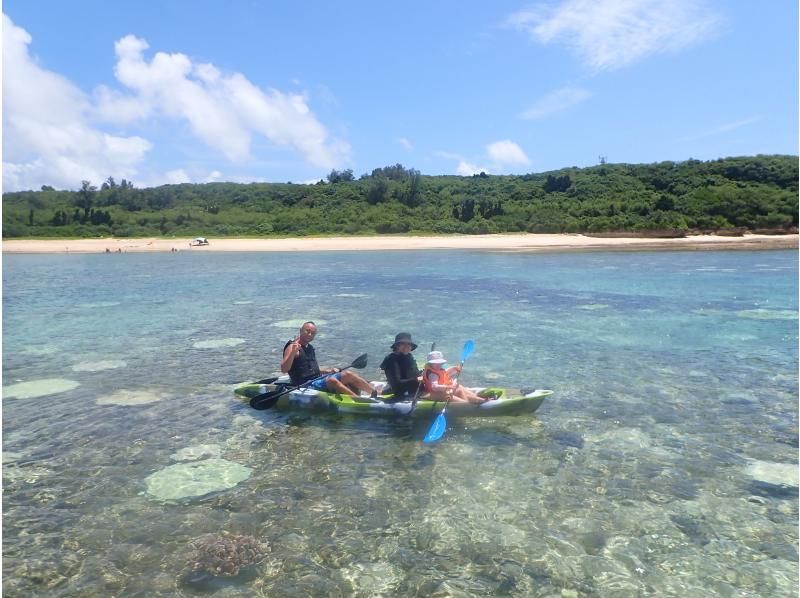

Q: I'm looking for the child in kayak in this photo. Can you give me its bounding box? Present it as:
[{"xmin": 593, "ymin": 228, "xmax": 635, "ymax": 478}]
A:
[
  {"xmin": 380, "ymin": 332, "xmax": 422, "ymax": 399},
  {"xmin": 422, "ymin": 350, "xmax": 487, "ymax": 404}
]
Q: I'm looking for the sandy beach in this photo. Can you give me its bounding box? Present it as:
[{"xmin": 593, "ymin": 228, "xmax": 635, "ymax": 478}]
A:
[{"xmin": 2, "ymin": 233, "xmax": 797, "ymax": 254}]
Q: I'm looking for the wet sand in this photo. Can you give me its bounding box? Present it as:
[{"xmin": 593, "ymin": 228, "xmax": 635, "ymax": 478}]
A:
[{"xmin": 2, "ymin": 233, "xmax": 797, "ymax": 254}]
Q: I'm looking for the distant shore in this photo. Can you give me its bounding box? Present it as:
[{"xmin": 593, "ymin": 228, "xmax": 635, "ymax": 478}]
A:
[{"xmin": 2, "ymin": 233, "xmax": 797, "ymax": 254}]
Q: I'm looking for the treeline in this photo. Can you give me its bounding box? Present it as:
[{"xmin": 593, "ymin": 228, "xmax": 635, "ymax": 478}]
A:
[{"xmin": 2, "ymin": 155, "xmax": 797, "ymax": 238}]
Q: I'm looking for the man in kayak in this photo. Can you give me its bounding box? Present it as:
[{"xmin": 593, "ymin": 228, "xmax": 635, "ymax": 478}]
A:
[
  {"xmin": 380, "ymin": 332, "xmax": 422, "ymax": 399},
  {"xmin": 423, "ymin": 350, "xmax": 487, "ymax": 404},
  {"xmin": 281, "ymin": 321, "xmax": 376, "ymax": 398}
]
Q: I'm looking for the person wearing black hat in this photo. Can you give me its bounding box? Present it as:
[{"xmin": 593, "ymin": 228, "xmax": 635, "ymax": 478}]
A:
[{"xmin": 379, "ymin": 332, "xmax": 422, "ymax": 399}]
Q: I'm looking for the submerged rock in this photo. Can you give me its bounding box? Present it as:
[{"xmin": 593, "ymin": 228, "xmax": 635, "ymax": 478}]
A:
[
  {"xmin": 3, "ymin": 378, "xmax": 79, "ymax": 399},
  {"xmin": 745, "ymin": 460, "xmax": 799, "ymax": 488},
  {"xmin": 144, "ymin": 458, "xmax": 251, "ymax": 501},
  {"xmin": 97, "ymin": 390, "xmax": 164, "ymax": 406},
  {"xmin": 72, "ymin": 360, "xmax": 127, "ymax": 372},
  {"xmin": 187, "ymin": 531, "xmax": 269, "ymax": 576}
]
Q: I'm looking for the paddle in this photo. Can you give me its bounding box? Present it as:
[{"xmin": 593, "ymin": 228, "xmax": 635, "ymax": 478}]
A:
[
  {"xmin": 423, "ymin": 340, "xmax": 475, "ymax": 443},
  {"xmin": 408, "ymin": 342, "xmax": 435, "ymax": 416},
  {"xmin": 249, "ymin": 353, "xmax": 368, "ymax": 410}
]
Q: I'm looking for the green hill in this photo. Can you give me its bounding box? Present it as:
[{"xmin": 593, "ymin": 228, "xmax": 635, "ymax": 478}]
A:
[{"xmin": 3, "ymin": 154, "xmax": 797, "ymax": 238}]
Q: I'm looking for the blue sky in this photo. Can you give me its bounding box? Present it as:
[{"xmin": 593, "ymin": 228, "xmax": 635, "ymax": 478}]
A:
[{"xmin": 2, "ymin": 0, "xmax": 797, "ymax": 191}]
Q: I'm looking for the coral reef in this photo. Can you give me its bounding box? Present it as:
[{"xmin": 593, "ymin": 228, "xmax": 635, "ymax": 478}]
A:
[{"xmin": 188, "ymin": 532, "xmax": 269, "ymax": 576}]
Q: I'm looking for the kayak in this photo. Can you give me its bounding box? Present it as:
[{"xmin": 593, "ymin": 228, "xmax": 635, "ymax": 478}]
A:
[{"xmin": 234, "ymin": 381, "xmax": 552, "ymax": 418}]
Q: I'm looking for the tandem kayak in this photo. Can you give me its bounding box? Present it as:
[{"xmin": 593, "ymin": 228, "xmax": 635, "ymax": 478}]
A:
[{"xmin": 235, "ymin": 380, "xmax": 552, "ymax": 418}]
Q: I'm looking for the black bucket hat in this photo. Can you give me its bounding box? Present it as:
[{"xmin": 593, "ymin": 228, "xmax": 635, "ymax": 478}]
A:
[{"xmin": 391, "ymin": 332, "xmax": 418, "ymax": 351}]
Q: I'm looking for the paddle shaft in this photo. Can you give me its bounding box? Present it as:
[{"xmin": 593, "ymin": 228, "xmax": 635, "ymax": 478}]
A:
[{"xmin": 409, "ymin": 342, "xmax": 435, "ymax": 415}]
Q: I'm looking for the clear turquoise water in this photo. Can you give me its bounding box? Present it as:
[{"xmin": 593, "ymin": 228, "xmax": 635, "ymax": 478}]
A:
[{"xmin": 3, "ymin": 249, "xmax": 798, "ymax": 596}]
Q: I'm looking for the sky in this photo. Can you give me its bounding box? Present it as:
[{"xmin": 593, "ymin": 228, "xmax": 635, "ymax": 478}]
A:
[{"xmin": 2, "ymin": 0, "xmax": 797, "ymax": 191}]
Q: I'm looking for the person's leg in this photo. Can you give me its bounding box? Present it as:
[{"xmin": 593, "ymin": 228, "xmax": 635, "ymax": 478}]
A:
[
  {"xmin": 429, "ymin": 390, "xmax": 468, "ymax": 403},
  {"xmin": 340, "ymin": 370, "xmax": 374, "ymax": 394},
  {"xmin": 325, "ymin": 376, "xmax": 358, "ymax": 397},
  {"xmin": 454, "ymin": 387, "xmax": 486, "ymax": 404}
]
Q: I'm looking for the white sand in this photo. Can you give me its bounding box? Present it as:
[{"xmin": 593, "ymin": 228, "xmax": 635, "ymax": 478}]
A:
[{"xmin": 3, "ymin": 233, "xmax": 797, "ymax": 254}]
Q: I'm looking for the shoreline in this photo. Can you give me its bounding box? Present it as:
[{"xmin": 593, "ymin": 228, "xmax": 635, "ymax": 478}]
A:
[{"xmin": 2, "ymin": 233, "xmax": 797, "ymax": 254}]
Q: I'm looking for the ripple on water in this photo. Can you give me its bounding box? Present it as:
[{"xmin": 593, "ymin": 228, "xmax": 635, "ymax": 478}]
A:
[
  {"xmin": 78, "ymin": 301, "xmax": 121, "ymax": 308},
  {"xmin": 340, "ymin": 562, "xmax": 403, "ymax": 595},
  {"xmin": 272, "ymin": 319, "xmax": 327, "ymax": 329},
  {"xmin": 71, "ymin": 360, "xmax": 127, "ymax": 372},
  {"xmin": 736, "ymin": 309, "xmax": 798, "ymax": 321},
  {"xmin": 171, "ymin": 444, "xmax": 222, "ymax": 462},
  {"xmin": 21, "ymin": 345, "xmax": 59, "ymax": 356},
  {"xmin": 96, "ymin": 389, "xmax": 165, "ymax": 406},
  {"xmin": 2, "ymin": 378, "xmax": 79, "ymax": 399},
  {"xmin": 192, "ymin": 338, "xmax": 246, "ymax": 349}
]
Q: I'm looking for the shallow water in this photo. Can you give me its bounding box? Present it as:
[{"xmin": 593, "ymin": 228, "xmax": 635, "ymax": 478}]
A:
[{"xmin": 3, "ymin": 249, "xmax": 798, "ymax": 596}]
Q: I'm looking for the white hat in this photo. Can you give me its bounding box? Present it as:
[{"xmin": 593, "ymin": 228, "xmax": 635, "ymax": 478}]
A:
[{"xmin": 426, "ymin": 350, "xmax": 447, "ymax": 364}]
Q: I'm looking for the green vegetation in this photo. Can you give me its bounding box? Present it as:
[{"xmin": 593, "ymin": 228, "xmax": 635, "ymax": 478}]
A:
[{"xmin": 3, "ymin": 155, "xmax": 797, "ymax": 239}]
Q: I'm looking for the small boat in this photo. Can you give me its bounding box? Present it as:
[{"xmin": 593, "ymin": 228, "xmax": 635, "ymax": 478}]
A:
[{"xmin": 234, "ymin": 378, "xmax": 552, "ymax": 418}]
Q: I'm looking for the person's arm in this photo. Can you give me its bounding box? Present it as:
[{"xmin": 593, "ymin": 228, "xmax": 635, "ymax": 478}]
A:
[{"xmin": 280, "ymin": 339, "xmax": 300, "ymax": 373}]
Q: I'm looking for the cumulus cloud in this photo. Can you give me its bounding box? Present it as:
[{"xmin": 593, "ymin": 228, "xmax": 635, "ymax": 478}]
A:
[
  {"xmin": 508, "ymin": 0, "xmax": 720, "ymax": 71},
  {"xmin": 486, "ymin": 140, "xmax": 530, "ymax": 166},
  {"xmin": 521, "ymin": 87, "xmax": 592, "ymax": 120},
  {"xmin": 438, "ymin": 141, "xmax": 529, "ymax": 175},
  {"xmin": 456, "ymin": 160, "xmax": 489, "ymax": 176},
  {"xmin": 397, "ymin": 137, "xmax": 413, "ymax": 151},
  {"xmin": 2, "ymin": 16, "xmax": 349, "ymax": 191},
  {"xmin": 102, "ymin": 34, "xmax": 350, "ymax": 168},
  {"xmin": 2, "ymin": 14, "xmax": 151, "ymax": 191}
]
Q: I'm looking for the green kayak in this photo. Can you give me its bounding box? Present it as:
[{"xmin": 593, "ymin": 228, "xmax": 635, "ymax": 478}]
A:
[{"xmin": 235, "ymin": 381, "xmax": 552, "ymax": 418}]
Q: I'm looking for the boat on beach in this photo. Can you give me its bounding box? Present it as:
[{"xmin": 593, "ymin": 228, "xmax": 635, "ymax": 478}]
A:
[{"xmin": 235, "ymin": 378, "xmax": 552, "ymax": 418}]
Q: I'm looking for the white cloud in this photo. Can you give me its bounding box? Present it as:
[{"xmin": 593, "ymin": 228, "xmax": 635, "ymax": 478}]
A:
[
  {"xmin": 2, "ymin": 17, "xmax": 350, "ymax": 192},
  {"xmin": 456, "ymin": 160, "xmax": 489, "ymax": 176},
  {"xmin": 521, "ymin": 87, "xmax": 592, "ymax": 120},
  {"xmin": 683, "ymin": 116, "xmax": 762, "ymax": 141},
  {"xmin": 440, "ymin": 142, "xmax": 529, "ymax": 176},
  {"xmin": 398, "ymin": 137, "xmax": 413, "ymax": 151},
  {"xmin": 104, "ymin": 35, "xmax": 350, "ymax": 169},
  {"xmin": 508, "ymin": 0, "xmax": 720, "ymax": 71},
  {"xmin": 163, "ymin": 169, "xmax": 191, "ymax": 184},
  {"xmin": 486, "ymin": 140, "xmax": 530, "ymax": 166},
  {"xmin": 2, "ymin": 15, "xmax": 152, "ymax": 191}
]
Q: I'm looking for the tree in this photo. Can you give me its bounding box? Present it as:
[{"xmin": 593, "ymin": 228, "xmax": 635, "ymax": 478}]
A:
[
  {"xmin": 327, "ymin": 169, "xmax": 354, "ymax": 183},
  {"xmin": 74, "ymin": 180, "xmax": 96, "ymax": 220}
]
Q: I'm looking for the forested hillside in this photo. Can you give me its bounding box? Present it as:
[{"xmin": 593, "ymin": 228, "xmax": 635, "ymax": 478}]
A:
[{"xmin": 2, "ymin": 155, "xmax": 797, "ymax": 238}]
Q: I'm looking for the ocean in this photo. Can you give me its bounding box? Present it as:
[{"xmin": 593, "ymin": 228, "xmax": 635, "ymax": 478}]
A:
[{"xmin": 2, "ymin": 249, "xmax": 798, "ymax": 596}]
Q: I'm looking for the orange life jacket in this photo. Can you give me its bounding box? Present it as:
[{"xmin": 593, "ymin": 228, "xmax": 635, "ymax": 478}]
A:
[{"xmin": 423, "ymin": 365, "xmax": 453, "ymax": 393}]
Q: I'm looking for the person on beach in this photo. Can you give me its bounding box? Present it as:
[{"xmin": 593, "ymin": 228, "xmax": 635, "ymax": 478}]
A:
[
  {"xmin": 379, "ymin": 332, "xmax": 422, "ymax": 399},
  {"xmin": 281, "ymin": 321, "xmax": 376, "ymax": 398},
  {"xmin": 422, "ymin": 350, "xmax": 487, "ymax": 404}
]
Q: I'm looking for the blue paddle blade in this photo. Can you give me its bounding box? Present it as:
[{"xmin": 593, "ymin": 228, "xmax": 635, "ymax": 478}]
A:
[
  {"xmin": 460, "ymin": 340, "xmax": 475, "ymax": 363},
  {"xmin": 423, "ymin": 412, "xmax": 447, "ymax": 443}
]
